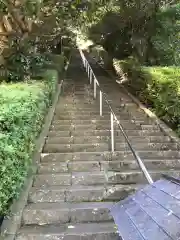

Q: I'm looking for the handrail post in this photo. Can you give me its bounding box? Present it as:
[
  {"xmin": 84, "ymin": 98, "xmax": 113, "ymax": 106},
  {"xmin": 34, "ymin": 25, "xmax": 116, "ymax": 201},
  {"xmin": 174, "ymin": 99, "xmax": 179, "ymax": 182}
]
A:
[
  {"xmin": 111, "ymin": 112, "xmax": 115, "ymax": 152},
  {"xmin": 85, "ymin": 60, "xmax": 87, "ymax": 72},
  {"xmin": 88, "ymin": 66, "xmax": 90, "ymax": 78},
  {"xmin": 94, "ymin": 78, "xmax": 97, "ymax": 99},
  {"xmin": 100, "ymin": 90, "xmax": 102, "ymax": 116},
  {"xmin": 90, "ymin": 70, "xmax": 92, "ymax": 84}
]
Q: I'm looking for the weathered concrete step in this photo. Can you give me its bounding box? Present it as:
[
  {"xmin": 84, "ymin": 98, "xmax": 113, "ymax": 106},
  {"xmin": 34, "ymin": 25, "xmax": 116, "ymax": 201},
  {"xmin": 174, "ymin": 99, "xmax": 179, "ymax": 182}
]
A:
[
  {"xmin": 56, "ymin": 105, "xmax": 101, "ymax": 109},
  {"xmin": 41, "ymin": 151, "xmax": 180, "ymax": 163},
  {"xmin": 46, "ymin": 135, "xmax": 171, "ymax": 145},
  {"xmin": 52, "ymin": 119, "xmax": 153, "ymax": 125},
  {"xmin": 58, "ymin": 98, "xmax": 95, "ymax": 102},
  {"xmin": 33, "ymin": 173, "xmax": 71, "ymax": 187},
  {"xmin": 38, "ymin": 160, "xmax": 101, "ymax": 173},
  {"xmin": 61, "ymin": 93, "xmax": 91, "ymax": 97},
  {"xmin": 53, "ymin": 113, "xmax": 131, "ymax": 120},
  {"xmin": 17, "ymin": 222, "xmax": 119, "ymax": 240},
  {"xmin": 38, "ymin": 159, "xmax": 180, "ymax": 174},
  {"xmin": 43, "ymin": 142, "xmax": 178, "ymax": 153},
  {"xmin": 53, "ymin": 114, "xmax": 149, "ymax": 121},
  {"xmin": 55, "ymin": 105, "xmax": 131, "ymax": 111},
  {"xmin": 50, "ymin": 123, "xmax": 142, "ymax": 131},
  {"xmin": 33, "ymin": 172, "xmax": 108, "ymax": 187},
  {"xmin": 53, "ymin": 111, "xmax": 128, "ymax": 117},
  {"xmin": 57, "ymin": 98, "xmax": 95, "ymax": 102},
  {"xmin": 29, "ymin": 184, "xmax": 141, "ymax": 203},
  {"xmin": 56, "ymin": 105, "xmax": 132, "ymax": 111},
  {"xmin": 43, "ymin": 143, "xmax": 109, "ymax": 153},
  {"xmin": 48, "ymin": 129, "xmax": 163, "ymax": 137},
  {"xmin": 105, "ymin": 169, "xmax": 180, "ymax": 184},
  {"xmin": 101, "ymin": 159, "xmax": 180, "ymax": 172},
  {"xmin": 114, "ymin": 142, "xmax": 179, "ymax": 151},
  {"xmin": 110, "ymin": 150, "xmax": 180, "ymax": 160},
  {"xmin": 22, "ymin": 202, "xmax": 113, "ymax": 225},
  {"xmin": 33, "ymin": 170, "xmax": 180, "ymax": 187}
]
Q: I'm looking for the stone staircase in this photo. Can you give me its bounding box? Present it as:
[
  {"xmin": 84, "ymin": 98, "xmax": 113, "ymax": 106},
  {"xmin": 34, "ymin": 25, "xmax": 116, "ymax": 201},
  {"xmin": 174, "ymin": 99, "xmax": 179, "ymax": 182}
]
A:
[{"xmin": 16, "ymin": 51, "xmax": 180, "ymax": 239}]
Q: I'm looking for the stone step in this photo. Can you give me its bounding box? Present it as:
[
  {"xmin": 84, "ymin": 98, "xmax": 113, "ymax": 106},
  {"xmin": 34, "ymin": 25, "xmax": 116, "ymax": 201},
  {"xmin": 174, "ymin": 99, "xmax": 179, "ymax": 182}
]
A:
[
  {"xmin": 54, "ymin": 105, "xmax": 134, "ymax": 112},
  {"xmin": 38, "ymin": 160, "xmax": 100, "ymax": 173},
  {"xmin": 43, "ymin": 142, "xmax": 178, "ymax": 153},
  {"xmin": 53, "ymin": 113, "xmax": 131, "ymax": 120},
  {"xmin": 33, "ymin": 173, "xmax": 71, "ymax": 187},
  {"xmin": 43, "ymin": 143, "xmax": 109, "ymax": 153},
  {"xmin": 50, "ymin": 123, "xmax": 142, "ymax": 131},
  {"xmin": 111, "ymin": 150, "xmax": 180, "ymax": 160},
  {"xmin": 52, "ymin": 119, "xmax": 152, "ymax": 125},
  {"xmin": 33, "ymin": 172, "xmax": 108, "ymax": 187},
  {"xmin": 53, "ymin": 114, "xmax": 149, "ymax": 121},
  {"xmin": 38, "ymin": 159, "xmax": 180, "ymax": 174},
  {"xmin": 53, "ymin": 111, "xmax": 128, "ymax": 117},
  {"xmin": 22, "ymin": 202, "xmax": 113, "ymax": 225},
  {"xmin": 48, "ymin": 129, "xmax": 163, "ymax": 137},
  {"xmin": 56, "ymin": 105, "xmax": 132, "ymax": 111},
  {"xmin": 57, "ymin": 98, "xmax": 128, "ymax": 104},
  {"xmin": 58, "ymin": 98, "xmax": 95, "ymax": 103},
  {"xmin": 29, "ymin": 184, "xmax": 141, "ymax": 203},
  {"xmin": 33, "ymin": 170, "xmax": 180, "ymax": 187},
  {"xmin": 46, "ymin": 135, "xmax": 171, "ymax": 145},
  {"xmin": 101, "ymin": 159, "xmax": 180, "ymax": 172},
  {"xmin": 105, "ymin": 169, "xmax": 180, "ymax": 184},
  {"xmin": 17, "ymin": 222, "xmax": 119, "ymax": 240},
  {"xmin": 114, "ymin": 142, "xmax": 179, "ymax": 151},
  {"xmin": 41, "ymin": 151, "xmax": 180, "ymax": 163}
]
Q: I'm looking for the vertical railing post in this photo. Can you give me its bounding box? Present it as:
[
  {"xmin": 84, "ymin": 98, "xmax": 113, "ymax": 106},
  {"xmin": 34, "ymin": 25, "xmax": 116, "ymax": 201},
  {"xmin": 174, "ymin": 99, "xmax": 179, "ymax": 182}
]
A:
[
  {"xmin": 94, "ymin": 78, "xmax": 97, "ymax": 99},
  {"xmin": 85, "ymin": 60, "xmax": 87, "ymax": 72},
  {"xmin": 100, "ymin": 90, "xmax": 102, "ymax": 116},
  {"xmin": 90, "ymin": 70, "xmax": 92, "ymax": 84},
  {"xmin": 111, "ymin": 112, "xmax": 115, "ymax": 152},
  {"xmin": 87, "ymin": 65, "xmax": 89, "ymax": 78}
]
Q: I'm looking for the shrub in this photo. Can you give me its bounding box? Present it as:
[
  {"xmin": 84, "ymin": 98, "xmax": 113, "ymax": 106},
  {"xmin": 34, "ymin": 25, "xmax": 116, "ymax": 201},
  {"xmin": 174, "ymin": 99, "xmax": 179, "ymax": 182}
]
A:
[
  {"xmin": 150, "ymin": 3, "xmax": 180, "ymax": 66},
  {"xmin": 44, "ymin": 54, "xmax": 66, "ymax": 74},
  {"xmin": 0, "ymin": 70, "xmax": 58, "ymax": 215},
  {"xmin": 114, "ymin": 58, "xmax": 180, "ymax": 135}
]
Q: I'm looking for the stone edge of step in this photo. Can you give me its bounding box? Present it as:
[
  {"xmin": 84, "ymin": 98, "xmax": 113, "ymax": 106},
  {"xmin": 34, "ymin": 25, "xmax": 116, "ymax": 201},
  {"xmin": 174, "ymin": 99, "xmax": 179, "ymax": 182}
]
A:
[
  {"xmin": 17, "ymin": 222, "xmax": 119, "ymax": 239},
  {"xmin": 0, "ymin": 82, "xmax": 64, "ymax": 239}
]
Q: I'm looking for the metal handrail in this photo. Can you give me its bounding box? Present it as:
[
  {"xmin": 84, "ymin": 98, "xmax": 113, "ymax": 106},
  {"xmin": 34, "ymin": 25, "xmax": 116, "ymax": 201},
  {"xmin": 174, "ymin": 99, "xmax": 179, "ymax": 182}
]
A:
[{"xmin": 79, "ymin": 48, "xmax": 153, "ymax": 184}]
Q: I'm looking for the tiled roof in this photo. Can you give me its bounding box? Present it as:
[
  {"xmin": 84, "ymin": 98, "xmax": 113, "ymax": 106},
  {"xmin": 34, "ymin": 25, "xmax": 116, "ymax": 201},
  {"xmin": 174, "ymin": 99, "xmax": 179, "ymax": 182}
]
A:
[{"xmin": 110, "ymin": 175, "xmax": 180, "ymax": 240}]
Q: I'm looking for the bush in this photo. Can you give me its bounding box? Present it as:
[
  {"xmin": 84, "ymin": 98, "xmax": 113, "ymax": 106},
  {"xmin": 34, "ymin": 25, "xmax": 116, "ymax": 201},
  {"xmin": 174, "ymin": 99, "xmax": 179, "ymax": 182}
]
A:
[
  {"xmin": 113, "ymin": 57, "xmax": 147, "ymax": 101},
  {"xmin": 44, "ymin": 53, "xmax": 66, "ymax": 74},
  {"xmin": 0, "ymin": 70, "xmax": 58, "ymax": 215},
  {"xmin": 150, "ymin": 3, "xmax": 180, "ymax": 66},
  {"xmin": 114, "ymin": 58, "xmax": 180, "ymax": 135}
]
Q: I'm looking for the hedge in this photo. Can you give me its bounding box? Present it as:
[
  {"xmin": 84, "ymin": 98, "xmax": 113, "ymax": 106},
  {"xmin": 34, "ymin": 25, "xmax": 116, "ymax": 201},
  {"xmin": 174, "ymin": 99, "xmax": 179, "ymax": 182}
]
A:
[
  {"xmin": 0, "ymin": 69, "xmax": 58, "ymax": 215},
  {"xmin": 44, "ymin": 54, "xmax": 65, "ymax": 73},
  {"xmin": 113, "ymin": 58, "xmax": 180, "ymax": 135}
]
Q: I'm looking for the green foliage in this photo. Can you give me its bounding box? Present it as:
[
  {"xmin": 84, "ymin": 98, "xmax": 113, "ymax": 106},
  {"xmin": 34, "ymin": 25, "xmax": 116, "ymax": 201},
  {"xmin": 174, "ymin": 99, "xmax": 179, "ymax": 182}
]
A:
[
  {"xmin": 43, "ymin": 53, "xmax": 66, "ymax": 74},
  {"xmin": 78, "ymin": 1, "xmax": 180, "ymax": 66},
  {"xmin": 0, "ymin": 70, "xmax": 58, "ymax": 215},
  {"xmin": 0, "ymin": 1, "xmax": 6, "ymax": 13},
  {"xmin": 150, "ymin": 4, "xmax": 180, "ymax": 65},
  {"xmin": 5, "ymin": 39, "xmax": 49, "ymax": 82},
  {"xmin": 115, "ymin": 58, "xmax": 180, "ymax": 134},
  {"xmin": 24, "ymin": 0, "xmax": 42, "ymax": 17},
  {"xmin": 142, "ymin": 67, "xmax": 180, "ymax": 132}
]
